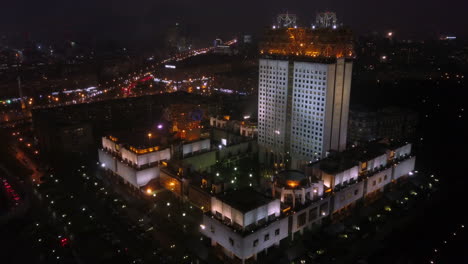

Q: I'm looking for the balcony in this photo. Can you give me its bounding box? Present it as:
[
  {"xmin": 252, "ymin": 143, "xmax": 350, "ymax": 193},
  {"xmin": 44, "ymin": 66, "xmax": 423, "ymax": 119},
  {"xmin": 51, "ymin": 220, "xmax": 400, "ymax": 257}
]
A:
[{"xmin": 206, "ymin": 211, "xmax": 284, "ymax": 237}]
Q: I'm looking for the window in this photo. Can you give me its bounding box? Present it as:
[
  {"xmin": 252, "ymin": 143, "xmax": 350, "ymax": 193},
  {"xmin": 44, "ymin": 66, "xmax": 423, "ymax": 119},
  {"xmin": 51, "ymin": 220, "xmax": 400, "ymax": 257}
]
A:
[
  {"xmin": 215, "ymin": 211, "xmax": 222, "ymax": 219},
  {"xmin": 268, "ymin": 213, "xmax": 276, "ymax": 221},
  {"xmin": 297, "ymin": 212, "xmax": 307, "ymax": 228},
  {"xmin": 210, "ymin": 225, "xmax": 215, "ymax": 233},
  {"xmin": 384, "ymin": 175, "xmax": 388, "ymax": 181},
  {"xmin": 372, "ymin": 180, "xmax": 376, "ymax": 186},
  {"xmin": 309, "ymin": 207, "xmax": 318, "ymax": 222},
  {"xmin": 275, "ymin": 229, "xmax": 280, "ymax": 236},
  {"xmin": 264, "ymin": 234, "xmax": 270, "ymax": 241},
  {"xmin": 229, "ymin": 238, "xmax": 234, "ymax": 246},
  {"xmin": 253, "ymin": 239, "xmax": 258, "ymax": 247},
  {"xmin": 354, "ymin": 189, "xmax": 359, "ymax": 196}
]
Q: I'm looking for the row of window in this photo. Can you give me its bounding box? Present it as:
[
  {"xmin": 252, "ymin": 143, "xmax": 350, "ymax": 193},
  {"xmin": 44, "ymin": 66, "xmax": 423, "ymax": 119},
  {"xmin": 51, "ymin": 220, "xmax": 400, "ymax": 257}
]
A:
[
  {"xmin": 371, "ymin": 175, "xmax": 388, "ymax": 186},
  {"xmin": 294, "ymin": 69, "xmax": 326, "ymax": 75},
  {"xmin": 294, "ymin": 75, "xmax": 326, "ymax": 81},
  {"xmin": 259, "ymin": 65, "xmax": 287, "ymax": 70},
  {"xmin": 296, "ymin": 202, "xmax": 329, "ymax": 229},
  {"xmin": 251, "ymin": 228, "xmax": 280, "ymax": 247}
]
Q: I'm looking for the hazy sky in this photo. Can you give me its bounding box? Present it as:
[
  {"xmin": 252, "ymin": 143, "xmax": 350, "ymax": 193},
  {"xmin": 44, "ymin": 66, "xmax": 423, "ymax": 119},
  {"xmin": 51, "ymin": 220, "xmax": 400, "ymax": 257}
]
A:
[{"xmin": 2, "ymin": 0, "xmax": 467, "ymax": 47}]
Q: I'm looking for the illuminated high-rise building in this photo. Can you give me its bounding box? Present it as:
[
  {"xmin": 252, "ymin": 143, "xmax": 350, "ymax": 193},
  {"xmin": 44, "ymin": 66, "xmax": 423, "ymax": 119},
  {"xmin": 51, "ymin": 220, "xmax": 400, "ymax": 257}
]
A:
[{"xmin": 258, "ymin": 13, "xmax": 353, "ymax": 168}]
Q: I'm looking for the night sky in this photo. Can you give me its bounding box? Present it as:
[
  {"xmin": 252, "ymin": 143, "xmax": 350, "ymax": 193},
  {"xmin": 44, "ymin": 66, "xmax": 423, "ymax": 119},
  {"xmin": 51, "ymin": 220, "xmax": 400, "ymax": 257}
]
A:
[{"xmin": 2, "ymin": 0, "xmax": 467, "ymax": 47}]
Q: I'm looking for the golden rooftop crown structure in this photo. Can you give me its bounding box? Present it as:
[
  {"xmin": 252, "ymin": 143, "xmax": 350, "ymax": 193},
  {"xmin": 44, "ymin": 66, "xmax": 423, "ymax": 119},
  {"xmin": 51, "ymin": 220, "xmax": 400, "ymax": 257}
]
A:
[{"xmin": 260, "ymin": 12, "xmax": 354, "ymax": 59}]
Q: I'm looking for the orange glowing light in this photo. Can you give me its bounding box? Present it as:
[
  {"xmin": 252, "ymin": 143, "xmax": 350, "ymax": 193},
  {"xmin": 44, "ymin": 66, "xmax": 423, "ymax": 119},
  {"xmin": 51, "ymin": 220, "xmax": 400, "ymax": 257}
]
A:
[{"xmin": 287, "ymin": 180, "xmax": 299, "ymax": 188}]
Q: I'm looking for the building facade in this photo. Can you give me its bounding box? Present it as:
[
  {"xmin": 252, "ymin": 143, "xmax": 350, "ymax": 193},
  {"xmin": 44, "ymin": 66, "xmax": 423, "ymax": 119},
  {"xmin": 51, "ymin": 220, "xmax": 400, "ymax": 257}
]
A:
[
  {"xmin": 258, "ymin": 57, "xmax": 352, "ymax": 167},
  {"xmin": 348, "ymin": 106, "xmax": 419, "ymax": 146},
  {"xmin": 201, "ymin": 189, "xmax": 288, "ymax": 263}
]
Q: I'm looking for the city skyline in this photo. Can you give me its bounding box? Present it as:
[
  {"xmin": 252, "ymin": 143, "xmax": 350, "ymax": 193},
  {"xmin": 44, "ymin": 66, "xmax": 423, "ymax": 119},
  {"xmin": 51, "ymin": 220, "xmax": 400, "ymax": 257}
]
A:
[
  {"xmin": 0, "ymin": 4, "xmax": 467, "ymax": 264},
  {"xmin": 1, "ymin": 0, "xmax": 467, "ymax": 48}
]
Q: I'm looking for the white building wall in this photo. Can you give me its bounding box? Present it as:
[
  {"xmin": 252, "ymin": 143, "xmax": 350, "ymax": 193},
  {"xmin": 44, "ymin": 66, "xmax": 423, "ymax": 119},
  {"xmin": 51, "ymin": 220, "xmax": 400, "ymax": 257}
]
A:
[
  {"xmin": 98, "ymin": 149, "xmax": 117, "ymax": 173},
  {"xmin": 240, "ymin": 125, "xmax": 257, "ymax": 138},
  {"xmin": 290, "ymin": 62, "xmax": 329, "ymax": 160},
  {"xmin": 102, "ymin": 137, "xmax": 118, "ymax": 152},
  {"xmin": 368, "ymin": 153, "xmax": 388, "ymax": 171},
  {"xmin": 258, "ymin": 59, "xmax": 289, "ymax": 152},
  {"xmin": 365, "ymin": 167, "xmax": 392, "ymax": 195},
  {"xmin": 394, "ymin": 143, "xmax": 412, "ymax": 159},
  {"xmin": 322, "ymin": 64, "xmax": 335, "ymax": 156},
  {"xmin": 333, "ymin": 181, "xmax": 364, "ymax": 213},
  {"xmin": 120, "ymin": 148, "xmax": 138, "ymax": 165},
  {"xmin": 330, "ymin": 60, "xmax": 344, "ymax": 152},
  {"xmin": 333, "ymin": 166, "xmax": 359, "ymax": 187},
  {"xmin": 243, "ymin": 200, "xmax": 280, "ymax": 227},
  {"xmin": 116, "ymin": 162, "xmax": 138, "ymax": 187},
  {"xmin": 241, "ymin": 217, "xmax": 288, "ymax": 258},
  {"xmin": 392, "ymin": 156, "xmax": 416, "ymax": 180},
  {"xmin": 210, "ymin": 117, "xmax": 227, "ymax": 128},
  {"xmin": 136, "ymin": 148, "xmax": 171, "ymax": 166},
  {"xmin": 210, "ymin": 197, "xmax": 243, "ymax": 226},
  {"xmin": 120, "ymin": 147, "xmax": 170, "ymax": 167},
  {"xmin": 136, "ymin": 167, "xmax": 160, "ymax": 186},
  {"xmin": 211, "ymin": 197, "xmax": 281, "ymax": 228},
  {"xmin": 182, "ymin": 139, "xmax": 210, "ymax": 156},
  {"xmin": 339, "ymin": 60, "xmax": 353, "ymax": 151},
  {"xmin": 258, "ymin": 58, "xmax": 352, "ymax": 162},
  {"xmin": 291, "ymin": 198, "xmax": 330, "ymax": 235},
  {"xmin": 115, "ymin": 162, "xmax": 160, "ymax": 188},
  {"xmin": 202, "ymin": 215, "xmax": 288, "ymax": 260}
]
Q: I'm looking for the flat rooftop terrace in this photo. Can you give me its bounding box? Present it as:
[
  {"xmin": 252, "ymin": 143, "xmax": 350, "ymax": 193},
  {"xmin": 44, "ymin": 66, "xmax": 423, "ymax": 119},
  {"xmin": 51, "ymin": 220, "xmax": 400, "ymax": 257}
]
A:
[{"xmin": 216, "ymin": 188, "xmax": 274, "ymax": 213}]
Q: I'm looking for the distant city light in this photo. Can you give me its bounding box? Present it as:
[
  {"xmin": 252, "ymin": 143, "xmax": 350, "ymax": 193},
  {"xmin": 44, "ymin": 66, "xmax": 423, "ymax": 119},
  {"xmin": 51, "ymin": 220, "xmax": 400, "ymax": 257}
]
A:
[
  {"xmin": 387, "ymin": 32, "xmax": 393, "ymax": 37},
  {"xmin": 165, "ymin": 65, "xmax": 176, "ymax": 69}
]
